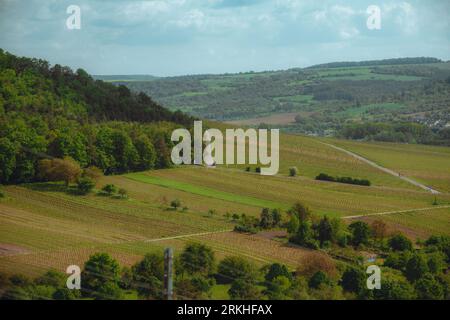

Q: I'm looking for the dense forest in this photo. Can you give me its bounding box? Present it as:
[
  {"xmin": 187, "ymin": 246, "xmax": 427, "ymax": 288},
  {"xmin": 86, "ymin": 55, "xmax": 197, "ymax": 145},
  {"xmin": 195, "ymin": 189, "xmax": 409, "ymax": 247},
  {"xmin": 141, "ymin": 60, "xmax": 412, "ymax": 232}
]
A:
[
  {"xmin": 111, "ymin": 57, "xmax": 450, "ymax": 146},
  {"xmin": 0, "ymin": 49, "xmax": 193, "ymax": 184}
]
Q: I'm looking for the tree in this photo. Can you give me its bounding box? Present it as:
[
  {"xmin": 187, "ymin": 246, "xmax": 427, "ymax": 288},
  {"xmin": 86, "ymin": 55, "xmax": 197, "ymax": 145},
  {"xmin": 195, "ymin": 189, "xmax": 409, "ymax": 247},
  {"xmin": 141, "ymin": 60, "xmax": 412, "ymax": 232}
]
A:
[
  {"xmin": 289, "ymin": 167, "xmax": 298, "ymax": 177},
  {"xmin": 287, "ymin": 214, "xmax": 300, "ymax": 234},
  {"xmin": 82, "ymin": 166, "xmax": 103, "ymax": 182},
  {"xmin": 132, "ymin": 253, "xmax": 164, "ymax": 299},
  {"xmin": 265, "ymin": 263, "xmax": 292, "ymax": 282},
  {"xmin": 259, "ymin": 208, "xmax": 274, "ymax": 229},
  {"xmin": 349, "ymin": 221, "xmax": 370, "ymax": 247},
  {"xmin": 218, "ymin": 256, "xmax": 258, "ymax": 283},
  {"xmin": 388, "ymin": 234, "xmax": 413, "ymax": 251},
  {"xmin": 405, "ymin": 254, "xmax": 429, "ymax": 282},
  {"xmin": 289, "ymin": 202, "xmax": 311, "ymax": 221},
  {"xmin": 415, "ymin": 273, "xmax": 445, "ymax": 300},
  {"xmin": 134, "ymin": 135, "xmax": 157, "ymax": 171},
  {"xmin": 309, "ymin": 271, "xmax": 329, "ymax": 289},
  {"xmin": 179, "ymin": 243, "xmax": 215, "ymax": 276},
  {"xmin": 229, "ymin": 278, "xmax": 261, "ymax": 300},
  {"xmin": 265, "ymin": 276, "xmax": 291, "ymax": 300},
  {"xmin": 271, "ymin": 209, "xmax": 282, "ymax": 227},
  {"xmin": 371, "ymin": 220, "xmax": 388, "ymax": 241},
  {"xmin": 427, "ymin": 252, "xmax": 446, "ymax": 274},
  {"xmin": 81, "ymin": 253, "xmax": 122, "ymax": 300},
  {"xmin": 38, "ymin": 157, "xmax": 81, "ymax": 186},
  {"xmin": 341, "ymin": 267, "xmax": 366, "ymax": 294},
  {"xmin": 317, "ymin": 216, "xmax": 333, "ymax": 247},
  {"xmin": 296, "ymin": 253, "xmax": 337, "ymax": 277},
  {"xmin": 373, "ymin": 275, "xmax": 416, "ymax": 300},
  {"xmin": 0, "ymin": 137, "xmax": 16, "ymax": 184},
  {"xmin": 77, "ymin": 177, "xmax": 95, "ymax": 195}
]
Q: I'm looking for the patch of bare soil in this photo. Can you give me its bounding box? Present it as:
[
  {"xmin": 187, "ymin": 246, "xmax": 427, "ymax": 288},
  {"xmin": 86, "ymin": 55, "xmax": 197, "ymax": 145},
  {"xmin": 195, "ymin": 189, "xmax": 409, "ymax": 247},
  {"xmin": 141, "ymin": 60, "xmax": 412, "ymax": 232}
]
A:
[
  {"xmin": 0, "ymin": 244, "xmax": 30, "ymax": 257},
  {"xmin": 256, "ymin": 230, "xmax": 288, "ymax": 240}
]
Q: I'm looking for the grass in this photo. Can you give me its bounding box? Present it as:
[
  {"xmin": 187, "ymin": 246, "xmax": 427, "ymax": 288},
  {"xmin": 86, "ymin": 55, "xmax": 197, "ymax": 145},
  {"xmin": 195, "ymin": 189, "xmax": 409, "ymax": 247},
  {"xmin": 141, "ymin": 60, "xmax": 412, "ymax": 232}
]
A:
[
  {"xmin": 1, "ymin": 134, "xmax": 449, "ymax": 279},
  {"xmin": 126, "ymin": 172, "xmax": 284, "ymax": 209},
  {"xmin": 325, "ymin": 138, "xmax": 450, "ymax": 193}
]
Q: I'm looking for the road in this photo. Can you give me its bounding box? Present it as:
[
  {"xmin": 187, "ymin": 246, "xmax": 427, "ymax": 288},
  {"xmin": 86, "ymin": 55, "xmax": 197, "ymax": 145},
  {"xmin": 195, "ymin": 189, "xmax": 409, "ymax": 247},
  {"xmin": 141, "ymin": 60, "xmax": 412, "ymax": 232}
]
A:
[{"xmin": 320, "ymin": 142, "xmax": 441, "ymax": 194}]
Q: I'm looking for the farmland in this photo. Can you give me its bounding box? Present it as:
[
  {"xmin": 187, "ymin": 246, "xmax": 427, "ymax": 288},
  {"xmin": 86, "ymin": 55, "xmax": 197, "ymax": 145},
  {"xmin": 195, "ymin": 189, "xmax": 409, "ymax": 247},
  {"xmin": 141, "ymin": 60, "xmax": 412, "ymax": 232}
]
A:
[{"xmin": 1, "ymin": 133, "xmax": 449, "ymax": 283}]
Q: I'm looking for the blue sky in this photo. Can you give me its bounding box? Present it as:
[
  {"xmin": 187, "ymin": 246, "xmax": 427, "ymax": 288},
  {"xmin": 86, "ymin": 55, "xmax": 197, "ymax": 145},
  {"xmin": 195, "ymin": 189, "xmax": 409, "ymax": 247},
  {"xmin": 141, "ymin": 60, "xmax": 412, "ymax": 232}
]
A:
[{"xmin": 0, "ymin": 0, "xmax": 449, "ymax": 76}]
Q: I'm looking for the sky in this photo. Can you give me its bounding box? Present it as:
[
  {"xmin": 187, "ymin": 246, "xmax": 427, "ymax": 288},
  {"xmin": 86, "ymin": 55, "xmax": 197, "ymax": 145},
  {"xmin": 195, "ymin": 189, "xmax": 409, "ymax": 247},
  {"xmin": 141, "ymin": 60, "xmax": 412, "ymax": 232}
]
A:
[{"xmin": 0, "ymin": 0, "xmax": 449, "ymax": 76}]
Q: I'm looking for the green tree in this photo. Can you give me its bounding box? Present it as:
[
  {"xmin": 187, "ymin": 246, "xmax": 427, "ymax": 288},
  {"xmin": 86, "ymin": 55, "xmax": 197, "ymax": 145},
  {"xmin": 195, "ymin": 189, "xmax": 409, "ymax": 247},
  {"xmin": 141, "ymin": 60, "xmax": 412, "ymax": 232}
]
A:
[
  {"xmin": 405, "ymin": 254, "xmax": 429, "ymax": 282},
  {"xmin": 349, "ymin": 221, "xmax": 370, "ymax": 247},
  {"xmin": 341, "ymin": 267, "xmax": 366, "ymax": 294},
  {"xmin": 134, "ymin": 135, "xmax": 157, "ymax": 170},
  {"xmin": 317, "ymin": 216, "xmax": 333, "ymax": 247},
  {"xmin": 259, "ymin": 208, "xmax": 274, "ymax": 229},
  {"xmin": 132, "ymin": 253, "xmax": 164, "ymax": 299},
  {"xmin": 388, "ymin": 234, "xmax": 413, "ymax": 251},
  {"xmin": 287, "ymin": 214, "xmax": 300, "ymax": 234},
  {"xmin": 308, "ymin": 271, "xmax": 329, "ymax": 289},
  {"xmin": 81, "ymin": 253, "xmax": 122, "ymax": 300},
  {"xmin": 179, "ymin": 243, "xmax": 215, "ymax": 276},
  {"xmin": 289, "ymin": 202, "xmax": 311, "ymax": 221},
  {"xmin": 415, "ymin": 273, "xmax": 445, "ymax": 300},
  {"xmin": 0, "ymin": 137, "xmax": 16, "ymax": 183},
  {"xmin": 229, "ymin": 278, "xmax": 260, "ymax": 300},
  {"xmin": 265, "ymin": 263, "xmax": 292, "ymax": 282}
]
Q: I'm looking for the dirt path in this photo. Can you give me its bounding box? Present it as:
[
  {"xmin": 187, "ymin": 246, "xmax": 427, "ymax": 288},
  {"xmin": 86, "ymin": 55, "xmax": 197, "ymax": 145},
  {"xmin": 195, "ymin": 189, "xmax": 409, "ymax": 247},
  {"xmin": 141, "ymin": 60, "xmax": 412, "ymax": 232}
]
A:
[
  {"xmin": 320, "ymin": 142, "xmax": 441, "ymax": 194},
  {"xmin": 144, "ymin": 229, "xmax": 233, "ymax": 243},
  {"xmin": 342, "ymin": 205, "xmax": 450, "ymax": 220}
]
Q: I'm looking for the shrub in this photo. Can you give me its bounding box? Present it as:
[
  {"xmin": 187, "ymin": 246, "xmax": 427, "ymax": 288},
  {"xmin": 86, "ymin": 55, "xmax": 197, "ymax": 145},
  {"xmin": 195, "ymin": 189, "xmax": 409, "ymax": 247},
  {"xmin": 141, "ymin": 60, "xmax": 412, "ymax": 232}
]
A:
[
  {"xmin": 218, "ymin": 256, "xmax": 259, "ymax": 283},
  {"xmin": 117, "ymin": 188, "xmax": 128, "ymax": 199},
  {"xmin": 340, "ymin": 267, "xmax": 366, "ymax": 294},
  {"xmin": 289, "ymin": 167, "xmax": 298, "ymax": 177},
  {"xmin": 255, "ymin": 167, "xmax": 261, "ymax": 173},
  {"xmin": 388, "ymin": 234, "xmax": 413, "ymax": 251},
  {"xmin": 77, "ymin": 177, "xmax": 95, "ymax": 195},
  {"xmin": 309, "ymin": 271, "xmax": 329, "ymax": 289},
  {"xmin": 170, "ymin": 199, "xmax": 181, "ymax": 209},
  {"xmin": 0, "ymin": 188, "xmax": 4, "ymax": 198},
  {"xmin": 102, "ymin": 184, "xmax": 117, "ymax": 195}
]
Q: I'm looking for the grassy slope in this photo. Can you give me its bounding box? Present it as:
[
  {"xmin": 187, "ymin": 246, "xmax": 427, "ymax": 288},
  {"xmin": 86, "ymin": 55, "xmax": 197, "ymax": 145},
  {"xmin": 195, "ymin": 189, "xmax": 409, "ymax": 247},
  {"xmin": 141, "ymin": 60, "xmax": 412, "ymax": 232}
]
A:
[
  {"xmin": 325, "ymin": 138, "xmax": 450, "ymax": 193},
  {"xmin": 0, "ymin": 134, "xmax": 449, "ymax": 278}
]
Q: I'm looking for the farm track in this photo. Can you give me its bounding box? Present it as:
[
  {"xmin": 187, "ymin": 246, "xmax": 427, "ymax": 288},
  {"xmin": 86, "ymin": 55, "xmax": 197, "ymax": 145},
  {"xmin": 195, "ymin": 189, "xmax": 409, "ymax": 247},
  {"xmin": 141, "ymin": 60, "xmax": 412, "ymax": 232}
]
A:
[
  {"xmin": 342, "ymin": 205, "xmax": 450, "ymax": 220},
  {"xmin": 320, "ymin": 142, "xmax": 441, "ymax": 194}
]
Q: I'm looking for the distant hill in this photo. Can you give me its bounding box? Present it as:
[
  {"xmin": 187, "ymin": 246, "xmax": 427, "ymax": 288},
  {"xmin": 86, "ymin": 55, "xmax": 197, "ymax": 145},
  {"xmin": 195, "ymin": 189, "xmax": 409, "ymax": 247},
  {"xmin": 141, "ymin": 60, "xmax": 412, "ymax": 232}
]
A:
[
  {"xmin": 307, "ymin": 57, "xmax": 442, "ymax": 69},
  {"xmin": 93, "ymin": 74, "xmax": 159, "ymax": 82}
]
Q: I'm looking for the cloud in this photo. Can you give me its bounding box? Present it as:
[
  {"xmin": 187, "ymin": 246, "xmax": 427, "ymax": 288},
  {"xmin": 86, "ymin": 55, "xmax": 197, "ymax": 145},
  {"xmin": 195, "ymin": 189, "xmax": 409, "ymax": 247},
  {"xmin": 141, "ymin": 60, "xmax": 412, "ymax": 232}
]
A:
[{"xmin": 0, "ymin": 0, "xmax": 448, "ymax": 76}]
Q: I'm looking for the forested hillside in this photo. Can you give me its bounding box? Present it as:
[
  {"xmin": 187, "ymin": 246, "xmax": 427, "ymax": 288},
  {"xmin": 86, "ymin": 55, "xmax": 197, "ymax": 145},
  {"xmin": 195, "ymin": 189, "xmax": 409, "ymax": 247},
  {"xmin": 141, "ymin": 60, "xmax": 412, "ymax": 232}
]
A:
[
  {"xmin": 111, "ymin": 57, "xmax": 450, "ymax": 146},
  {"xmin": 0, "ymin": 49, "xmax": 192, "ymax": 184}
]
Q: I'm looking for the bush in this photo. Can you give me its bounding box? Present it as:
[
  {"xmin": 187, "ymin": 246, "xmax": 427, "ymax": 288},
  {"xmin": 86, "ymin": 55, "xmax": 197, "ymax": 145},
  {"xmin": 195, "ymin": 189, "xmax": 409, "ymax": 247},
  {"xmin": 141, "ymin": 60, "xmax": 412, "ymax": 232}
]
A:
[
  {"xmin": 309, "ymin": 271, "xmax": 329, "ymax": 289},
  {"xmin": 255, "ymin": 167, "xmax": 261, "ymax": 173},
  {"xmin": 289, "ymin": 167, "xmax": 298, "ymax": 177},
  {"xmin": 340, "ymin": 267, "xmax": 366, "ymax": 294},
  {"xmin": 388, "ymin": 234, "xmax": 413, "ymax": 251},
  {"xmin": 102, "ymin": 184, "xmax": 117, "ymax": 195},
  {"xmin": 118, "ymin": 188, "xmax": 128, "ymax": 199},
  {"xmin": 315, "ymin": 173, "xmax": 371, "ymax": 186},
  {"xmin": 170, "ymin": 199, "xmax": 181, "ymax": 209},
  {"xmin": 218, "ymin": 256, "xmax": 259, "ymax": 284},
  {"xmin": 76, "ymin": 177, "xmax": 95, "ymax": 195},
  {"xmin": 0, "ymin": 189, "xmax": 4, "ymax": 198}
]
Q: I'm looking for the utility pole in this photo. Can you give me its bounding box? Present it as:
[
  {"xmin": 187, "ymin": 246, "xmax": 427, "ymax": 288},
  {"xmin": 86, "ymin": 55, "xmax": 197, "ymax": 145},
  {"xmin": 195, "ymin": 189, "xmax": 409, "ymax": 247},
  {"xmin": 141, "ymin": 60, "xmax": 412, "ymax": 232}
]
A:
[{"xmin": 164, "ymin": 248, "xmax": 173, "ymax": 300}]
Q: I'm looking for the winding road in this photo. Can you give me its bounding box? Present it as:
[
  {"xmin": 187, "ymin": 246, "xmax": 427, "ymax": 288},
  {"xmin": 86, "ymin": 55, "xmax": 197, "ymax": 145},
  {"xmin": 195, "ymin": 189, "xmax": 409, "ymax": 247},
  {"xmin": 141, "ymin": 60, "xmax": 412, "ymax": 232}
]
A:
[{"xmin": 320, "ymin": 142, "xmax": 441, "ymax": 194}]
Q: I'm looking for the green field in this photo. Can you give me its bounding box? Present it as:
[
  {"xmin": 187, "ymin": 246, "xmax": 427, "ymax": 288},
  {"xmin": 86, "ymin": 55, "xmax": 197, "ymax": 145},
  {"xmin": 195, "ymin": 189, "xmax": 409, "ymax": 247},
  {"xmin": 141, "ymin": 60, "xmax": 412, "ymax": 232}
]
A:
[{"xmin": 1, "ymin": 134, "xmax": 449, "ymax": 282}]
